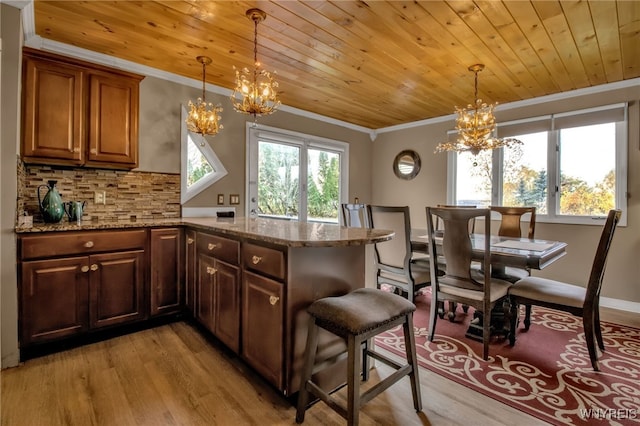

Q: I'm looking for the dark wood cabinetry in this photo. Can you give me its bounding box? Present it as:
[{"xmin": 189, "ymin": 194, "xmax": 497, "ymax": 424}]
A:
[
  {"xmin": 21, "ymin": 47, "xmax": 143, "ymax": 169},
  {"xmin": 89, "ymin": 250, "xmax": 145, "ymax": 328},
  {"xmin": 150, "ymin": 228, "xmax": 183, "ymax": 317},
  {"xmin": 195, "ymin": 232, "xmax": 241, "ymax": 353},
  {"xmin": 184, "ymin": 229, "xmax": 197, "ymax": 316},
  {"xmin": 18, "ymin": 229, "xmax": 147, "ymax": 348},
  {"xmin": 242, "ymin": 270, "xmax": 284, "ymax": 390}
]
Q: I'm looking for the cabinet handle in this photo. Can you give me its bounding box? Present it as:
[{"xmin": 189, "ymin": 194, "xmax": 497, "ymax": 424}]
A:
[
  {"xmin": 206, "ymin": 266, "xmax": 217, "ymax": 275},
  {"xmin": 269, "ymin": 296, "xmax": 279, "ymax": 306},
  {"xmin": 252, "ymin": 255, "xmax": 262, "ymax": 265},
  {"xmin": 187, "ymin": 237, "xmax": 194, "ymax": 245},
  {"xmin": 81, "ymin": 265, "xmax": 89, "ymax": 273},
  {"xmin": 90, "ymin": 264, "xmax": 99, "ymax": 271},
  {"xmin": 208, "ymin": 243, "xmax": 218, "ymax": 250},
  {"xmin": 84, "ymin": 241, "xmax": 94, "ymax": 248}
]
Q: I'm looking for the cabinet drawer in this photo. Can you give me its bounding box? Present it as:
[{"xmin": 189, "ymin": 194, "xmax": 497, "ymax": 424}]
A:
[
  {"xmin": 243, "ymin": 243, "xmax": 285, "ymax": 280},
  {"xmin": 20, "ymin": 229, "xmax": 147, "ymax": 260},
  {"xmin": 197, "ymin": 232, "xmax": 239, "ymax": 265}
]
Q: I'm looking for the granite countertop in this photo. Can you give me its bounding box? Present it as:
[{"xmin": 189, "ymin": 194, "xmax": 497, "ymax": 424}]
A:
[{"xmin": 16, "ymin": 217, "xmax": 394, "ymax": 248}]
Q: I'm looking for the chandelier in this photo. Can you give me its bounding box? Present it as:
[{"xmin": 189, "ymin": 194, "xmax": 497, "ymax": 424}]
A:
[
  {"xmin": 186, "ymin": 56, "xmax": 223, "ymax": 140},
  {"xmin": 435, "ymin": 64, "xmax": 521, "ymax": 156},
  {"xmin": 230, "ymin": 8, "xmax": 280, "ymax": 120}
]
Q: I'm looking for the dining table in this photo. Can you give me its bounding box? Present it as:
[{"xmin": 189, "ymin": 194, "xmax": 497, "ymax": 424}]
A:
[{"xmin": 410, "ymin": 230, "xmax": 568, "ymax": 341}]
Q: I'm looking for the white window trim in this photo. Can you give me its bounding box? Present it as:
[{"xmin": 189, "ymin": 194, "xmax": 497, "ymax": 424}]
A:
[
  {"xmin": 245, "ymin": 123, "xmax": 349, "ymax": 221},
  {"xmin": 180, "ymin": 105, "xmax": 228, "ymax": 204},
  {"xmin": 447, "ymin": 103, "xmax": 628, "ymax": 226}
]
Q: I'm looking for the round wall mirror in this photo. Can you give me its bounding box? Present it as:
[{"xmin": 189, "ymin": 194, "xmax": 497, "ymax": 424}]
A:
[{"xmin": 393, "ymin": 150, "xmax": 421, "ymax": 180}]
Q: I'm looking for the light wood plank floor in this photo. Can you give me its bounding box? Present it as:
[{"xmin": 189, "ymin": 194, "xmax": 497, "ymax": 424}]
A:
[{"xmin": 2, "ymin": 307, "xmax": 637, "ymax": 426}]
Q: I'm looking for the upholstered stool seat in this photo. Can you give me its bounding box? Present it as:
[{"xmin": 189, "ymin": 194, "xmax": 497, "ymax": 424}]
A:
[{"xmin": 295, "ymin": 288, "xmax": 422, "ymax": 426}]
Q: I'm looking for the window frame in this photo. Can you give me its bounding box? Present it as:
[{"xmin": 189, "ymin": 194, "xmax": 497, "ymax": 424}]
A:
[
  {"xmin": 180, "ymin": 105, "xmax": 228, "ymax": 204},
  {"xmin": 447, "ymin": 103, "xmax": 628, "ymax": 226},
  {"xmin": 246, "ymin": 123, "xmax": 349, "ymax": 222}
]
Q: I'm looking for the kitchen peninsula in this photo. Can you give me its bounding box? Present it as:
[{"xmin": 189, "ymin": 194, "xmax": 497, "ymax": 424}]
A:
[{"xmin": 16, "ymin": 217, "xmax": 393, "ymax": 396}]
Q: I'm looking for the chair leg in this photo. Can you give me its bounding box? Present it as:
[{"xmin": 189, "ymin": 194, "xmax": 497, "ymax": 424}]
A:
[
  {"xmin": 402, "ymin": 313, "xmax": 422, "ymax": 412},
  {"xmin": 482, "ymin": 314, "xmax": 490, "ymax": 361},
  {"xmin": 594, "ymin": 306, "xmax": 605, "ymax": 352},
  {"xmin": 524, "ymin": 304, "xmax": 532, "ymax": 330},
  {"xmin": 583, "ymin": 310, "xmax": 600, "ymax": 371},
  {"xmin": 428, "ymin": 292, "xmax": 439, "ymax": 342},
  {"xmin": 362, "ymin": 338, "xmax": 370, "ymax": 382},
  {"xmin": 347, "ymin": 334, "xmax": 362, "ymax": 426},
  {"xmin": 509, "ymin": 301, "xmax": 519, "ymax": 346},
  {"xmin": 296, "ymin": 317, "xmax": 320, "ymax": 423}
]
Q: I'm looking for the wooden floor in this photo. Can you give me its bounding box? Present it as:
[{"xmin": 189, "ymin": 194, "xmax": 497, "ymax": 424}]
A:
[{"xmin": 2, "ymin": 307, "xmax": 637, "ymax": 426}]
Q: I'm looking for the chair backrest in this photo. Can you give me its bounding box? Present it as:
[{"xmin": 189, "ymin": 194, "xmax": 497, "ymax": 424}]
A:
[
  {"xmin": 490, "ymin": 206, "xmax": 536, "ymax": 239},
  {"xmin": 585, "ymin": 209, "xmax": 621, "ymax": 309},
  {"xmin": 341, "ymin": 203, "xmax": 368, "ymax": 228},
  {"xmin": 426, "ymin": 207, "xmax": 491, "ymax": 290},
  {"xmin": 367, "ymin": 205, "xmax": 412, "ymax": 271},
  {"xmin": 435, "ymin": 204, "xmax": 477, "ymax": 233}
]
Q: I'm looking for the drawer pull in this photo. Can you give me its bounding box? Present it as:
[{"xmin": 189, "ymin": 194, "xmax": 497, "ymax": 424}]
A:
[
  {"xmin": 84, "ymin": 241, "xmax": 94, "ymax": 248},
  {"xmin": 187, "ymin": 237, "xmax": 194, "ymax": 245},
  {"xmin": 252, "ymin": 255, "xmax": 262, "ymax": 265},
  {"xmin": 81, "ymin": 265, "xmax": 89, "ymax": 273},
  {"xmin": 206, "ymin": 266, "xmax": 217, "ymax": 275},
  {"xmin": 269, "ymin": 296, "xmax": 279, "ymax": 306},
  {"xmin": 90, "ymin": 264, "xmax": 99, "ymax": 271},
  {"xmin": 207, "ymin": 243, "xmax": 218, "ymax": 250}
]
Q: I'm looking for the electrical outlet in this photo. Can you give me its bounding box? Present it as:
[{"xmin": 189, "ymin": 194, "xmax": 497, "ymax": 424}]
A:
[{"xmin": 94, "ymin": 191, "xmax": 106, "ymax": 205}]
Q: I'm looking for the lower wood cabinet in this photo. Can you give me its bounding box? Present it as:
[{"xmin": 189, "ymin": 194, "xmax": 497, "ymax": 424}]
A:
[
  {"xmin": 195, "ymin": 232, "xmax": 241, "ymax": 353},
  {"xmin": 20, "ymin": 257, "xmax": 90, "ymax": 345},
  {"xmin": 184, "ymin": 229, "xmax": 197, "ymax": 317},
  {"xmin": 18, "ymin": 229, "xmax": 148, "ymax": 349},
  {"xmin": 242, "ymin": 270, "xmax": 284, "ymax": 390},
  {"xmin": 89, "ymin": 250, "xmax": 145, "ymax": 329},
  {"xmin": 149, "ymin": 228, "xmax": 183, "ymax": 317}
]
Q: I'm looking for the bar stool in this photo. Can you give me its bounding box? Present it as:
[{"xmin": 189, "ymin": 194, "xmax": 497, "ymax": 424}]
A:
[{"xmin": 295, "ymin": 288, "xmax": 422, "ymax": 425}]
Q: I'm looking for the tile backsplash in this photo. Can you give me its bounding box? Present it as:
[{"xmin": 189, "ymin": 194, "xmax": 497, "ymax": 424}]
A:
[{"xmin": 17, "ymin": 160, "xmax": 180, "ymax": 224}]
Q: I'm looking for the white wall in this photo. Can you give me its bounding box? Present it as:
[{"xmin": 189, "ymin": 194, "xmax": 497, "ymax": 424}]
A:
[
  {"xmin": 372, "ymin": 85, "xmax": 640, "ymax": 309},
  {"xmin": 1, "ymin": 3, "xmax": 22, "ymax": 368}
]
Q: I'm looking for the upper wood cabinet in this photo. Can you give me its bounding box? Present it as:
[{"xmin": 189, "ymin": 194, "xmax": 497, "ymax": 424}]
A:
[{"xmin": 21, "ymin": 48, "xmax": 144, "ymax": 169}]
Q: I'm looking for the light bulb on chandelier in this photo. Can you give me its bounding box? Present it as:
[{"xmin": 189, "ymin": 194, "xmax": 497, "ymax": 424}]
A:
[
  {"xmin": 435, "ymin": 64, "xmax": 521, "ymax": 156},
  {"xmin": 230, "ymin": 8, "xmax": 281, "ymax": 122},
  {"xmin": 186, "ymin": 56, "xmax": 223, "ymax": 146}
]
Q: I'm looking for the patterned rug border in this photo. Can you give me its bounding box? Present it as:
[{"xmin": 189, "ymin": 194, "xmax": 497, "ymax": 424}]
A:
[{"xmin": 375, "ymin": 294, "xmax": 640, "ymax": 426}]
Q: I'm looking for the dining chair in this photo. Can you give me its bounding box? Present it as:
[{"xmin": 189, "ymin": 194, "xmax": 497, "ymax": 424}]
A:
[
  {"xmin": 508, "ymin": 209, "xmax": 621, "ymax": 371},
  {"xmin": 426, "ymin": 206, "xmax": 513, "ymax": 360},
  {"xmin": 341, "ymin": 203, "xmax": 368, "ymax": 228},
  {"xmin": 368, "ymin": 205, "xmax": 431, "ymax": 303},
  {"xmin": 490, "ymin": 206, "xmax": 537, "ymax": 327}
]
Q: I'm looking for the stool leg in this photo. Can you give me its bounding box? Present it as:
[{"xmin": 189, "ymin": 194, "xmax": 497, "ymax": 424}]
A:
[
  {"xmin": 362, "ymin": 338, "xmax": 370, "ymax": 382},
  {"xmin": 403, "ymin": 313, "xmax": 422, "ymax": 412},
  {"xmin": 347, "ymin": 333, "xmax": 362, "ymax": 426},
  {"xmin": 296, "ymin": 317, "xmax": 320, "ymax": 423}
]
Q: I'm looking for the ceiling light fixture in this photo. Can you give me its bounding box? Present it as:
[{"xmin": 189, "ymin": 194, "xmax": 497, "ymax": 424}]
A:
[
  {"xmin": 231, "ymin": 8, "xmax": 280, "ymax": 121},
  {"xmin": 435, "ymin": 64, "xmax": 521, "ymax": 156},
  {"xmin": 186, "ymin": 56, "xmax": 223, "ymax": 142}
]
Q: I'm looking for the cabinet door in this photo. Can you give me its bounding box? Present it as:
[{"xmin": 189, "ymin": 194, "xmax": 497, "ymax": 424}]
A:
[
  {"xmin": 213, "ymin": 260, "xmax": 241, "ymax": 353},
  {"xmin": 150, "ymin": 228, "xmax": 183, "ymax": 317},
  {"xmin": 89, "ymin": 250, "xmax": 145, "ymax": 329},
  {"xmin": 196, "ymin": 253, "xmax": 215, "ymax": 332},
  {"xmin": 21, "ymin": 55, "xmax": 84, "ymax": 165},
  {"xmin": 185, "ymin": 229, "xmax": 197, "ymax": 317},
  {"xmin": 242, "ymin": 271, "xmax": 284, "ymax": 390},
  {"xmin": 86, "ymin": 72, "xmax": 139, "ymax": 168},
  {"xmin": 20, "ymin": 257, "xmax": 89, "ymax": 345}
]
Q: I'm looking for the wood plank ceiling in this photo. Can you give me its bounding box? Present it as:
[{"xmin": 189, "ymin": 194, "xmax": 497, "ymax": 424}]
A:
[{"xmin": 33, "ymin": 1, "xmax": 640, "ymax": 129}]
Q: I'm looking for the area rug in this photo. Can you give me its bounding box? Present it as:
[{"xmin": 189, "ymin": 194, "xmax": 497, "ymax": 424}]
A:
[{"xmin": 375, "ymin": 290, "xmax": 640, "ymax": 425}]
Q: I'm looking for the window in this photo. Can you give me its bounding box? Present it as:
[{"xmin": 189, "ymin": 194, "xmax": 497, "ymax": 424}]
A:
[
  {"xmin": 247, "ymin": 125, "xmax": 348, "ymax": 223},
  {"xmin": 449, "ymin": 103, "xmax": 627, "ymax": 225},
  {"xmin": 180, "ymin": 105, "xmax": 227, "ymax": 203}
]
